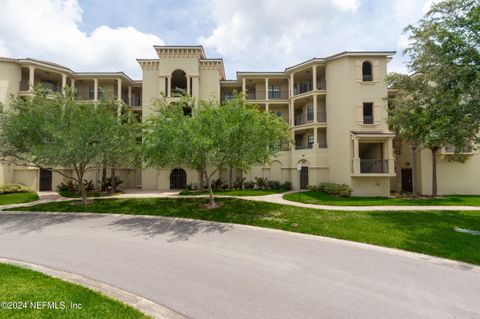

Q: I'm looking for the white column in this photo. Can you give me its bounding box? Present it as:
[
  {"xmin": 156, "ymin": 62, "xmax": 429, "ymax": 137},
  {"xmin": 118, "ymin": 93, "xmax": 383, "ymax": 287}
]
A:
[
  {"xmin": 313, "ymin": 95, "xmax": 318, "ymax": 123},
  {"xmin": 265, "ymin": 77, "xmax": 269, "ymax": 101},
  {"xmin": 242, "ymin": 78, "xmax": 246, "ymax": 99},
  {"xmin": 387, "ymin": 138, "xmax": 394, "ymax": 174},
  {"xmin": 353, "ymin": 137, "xmax": 360, "ymax": 174},
  {"xmin": 61, "ymin": 74, "xmax": 67, "ymax": 89},
  {"xmin": 117, "ymin": 79, "xmax": 122, "ymax": 102},
  {"xmin": 93, "ymin": 78, "xmax": 98, "ymax": 101},
  {"xmin": 312, "ymin": 65, "xmax": 317, "ymax": 90},
  {"xmin": 28, "ymin": 66, "xmax": 35, "ymax": 90},
  {"xmin": 191, "ymin": 76, "xmax": 200, "ymax": 101},
  {"xmin": 187, "ymin": 76, "xmax": 191, "ymax": 95},
  {"xmin": 289, "ymin": 101, "xmax": 294, "ymax": 127},
  {"xmin": 167, "ymin": 76, "xmax": 171, "ymax": 97},
  {"xmin": 265, "ymin": 103, "xmax": 269, "ymax": 113},
  {"xmin": 70, "ymin": 78, "xmax": 75, "ymax": 87},
  {"xmin": 290, "ymin": 73, "xmax": 294, "ymax": 98},
  {"xmin": 313, "ymin": 128, "xmax": 318, "ymax": 147},
  {"xmin": 128, "ymin": 86, "xmax": 132, "ymax": 106}
]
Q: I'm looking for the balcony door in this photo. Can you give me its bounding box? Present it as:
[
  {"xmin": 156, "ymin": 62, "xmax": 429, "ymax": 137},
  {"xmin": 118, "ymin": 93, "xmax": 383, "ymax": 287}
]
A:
[{"xmin": 39, "ymin": 169, "xmax": 52, "ymax": 191}]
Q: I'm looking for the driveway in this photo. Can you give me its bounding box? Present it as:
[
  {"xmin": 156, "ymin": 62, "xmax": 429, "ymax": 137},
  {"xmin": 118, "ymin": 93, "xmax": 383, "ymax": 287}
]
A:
[{"xmin": 0, "ymin": 212, "xmax": 479, "ymax": 319}]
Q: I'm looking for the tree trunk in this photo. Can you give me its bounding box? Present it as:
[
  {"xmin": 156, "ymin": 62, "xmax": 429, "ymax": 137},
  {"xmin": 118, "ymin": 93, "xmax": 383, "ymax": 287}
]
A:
[
  {"xmin": 411, "ymin": 142, "xmax": 417, "ymax": 197},
  {"xmin": 110, "ymin": 167, "xmax": 116, "ymax": 193},
  {"xmin": 229, "ymin": 167, "xmax": 233, "ymax": 189},
  {"xmin": 74, "ymin": 165, "xmax": 87, "ymax": 204},
  {"xmin": 101, "ymin": 165, "xmax": 107, "ymax": 191},
  {"xmin": 431, "ymin": 147, "xmax": 439, "ymax": 197},
  {"xmin": 204, "ymin": 170, "xmax": 216, "ymax": 207},
  {"xmin": 240, "ymin": 170, "xmax": 244, "ymax": 190}
]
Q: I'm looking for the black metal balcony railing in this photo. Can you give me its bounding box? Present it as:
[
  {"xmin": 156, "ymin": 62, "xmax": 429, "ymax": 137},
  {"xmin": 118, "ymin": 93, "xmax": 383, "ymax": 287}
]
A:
[
  {"xmin": 360, "ymin": 159, "xmax": 388, "ymax": 173},
  {"xmin": 363, "ymin": 75, "xmax": 373, "ymax": 81},
  {"xmin": 246, "ymin": 91, "xmax": 266, "ymax": 100},
  {"xmin": 317, "ymin": 112, "xmax": 327, "ymax": 122},
  {"xmin": 75, "ymin": 91, "xmax": 94, "ymax": 100},
  {"xmin": 130, "ymin": 97, "xmax": 142, "ymax": 107},
  {"xmin": 19, "ymin": 81, "xmax": 61, "ymax": 92},
  {"xmin": 363, "ymin": 116, "xmax": 374, "ymax": 124},
  {"xmin": 268, "ymin": 91, "xmax": 289, "ymax": 99},
  {"xmin": 19, "ymin": 81, "xmax": 29, "ymax": 91},
  {"xmin": 294, "ymin": 115, "xmax": 304, "ymax": 126},
  {"xmin": 319, "ymin": 143, "xmax": 328, "ymax": 148},
  {"xmin": 294, "ymin": 82, "xmax": 313, "ymax": 95}
]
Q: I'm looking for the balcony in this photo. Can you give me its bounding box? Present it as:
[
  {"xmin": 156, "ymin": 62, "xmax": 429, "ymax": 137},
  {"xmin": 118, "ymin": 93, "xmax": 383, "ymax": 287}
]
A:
[
  {"xmin": 294, "ymin": 82, "xmax": 313, "ymax": 95},
  {"xmin": 246, "ymin": 91, "xmax": 266, "ymax": 100},
  {"xmin": 294, "ymin": 115, "xmax": 305, "ymax": 126},
  {"xmin": 75, "ymin": 91, "xmax": 94, "ymax": 101},
  {"xmin": 268, "ymin": 91, "xmax": 289, "ymax": 100},
  {"xmin": 363, "ymin": 116, "xmax": 374, "ymax": 124},
  {"xmin": 295, "ymin": 144, "xmax": 314, "ymax": 150},
  {"xmin": 360, "ymin": 159, "xmax": 388, "ymax": 173},
  {"xmin": 317, "ymin": 112, "xmax": 327, "ymax": 122},
  {"xmin": 19, "ymin": 81, "xmax": 60, "ymax": 93}
]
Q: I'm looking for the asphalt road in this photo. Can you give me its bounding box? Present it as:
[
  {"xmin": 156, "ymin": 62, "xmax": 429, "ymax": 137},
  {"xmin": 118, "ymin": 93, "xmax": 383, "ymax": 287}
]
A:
[{"xmin": 0, "ymin": 211, "xmax": 479, "ymax": 319}]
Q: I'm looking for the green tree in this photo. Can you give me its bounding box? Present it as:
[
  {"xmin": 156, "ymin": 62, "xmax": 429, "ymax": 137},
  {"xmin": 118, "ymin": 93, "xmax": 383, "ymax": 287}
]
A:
[
  {"xmin": 0, "ymin": 88, "xmax": 137, "ymax": 203},
  {"xmin": 100, "ymin": 100, "xmax": 142, "ymax": 194},
  {"xmin": 143, "ymin": 95, "xmax": 291, "ymax": 207},
  {"xmin": 389, "ymin": 0, "xmax": 480, "ymax": 196}
]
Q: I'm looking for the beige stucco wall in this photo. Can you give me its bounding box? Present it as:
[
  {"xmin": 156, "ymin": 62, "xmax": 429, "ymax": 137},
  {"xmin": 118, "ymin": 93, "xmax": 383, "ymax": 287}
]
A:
[
  {"xmin": 418, "ymin": 149, "xmax": 480, "ymax": 195},
  {"xmin": 0, "ymin": 61, "xmax": 21, "ymax": 108}
]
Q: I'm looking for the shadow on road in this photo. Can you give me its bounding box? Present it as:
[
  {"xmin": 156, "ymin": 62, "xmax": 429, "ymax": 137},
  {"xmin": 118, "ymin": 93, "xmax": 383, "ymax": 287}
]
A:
[
  {"xmin": 107, "ymin": 217, "xmax": 233, "ymax": 242},
  {"xmin": 0, "ymin": 212, "xmax": 105, "ymax": 234}
]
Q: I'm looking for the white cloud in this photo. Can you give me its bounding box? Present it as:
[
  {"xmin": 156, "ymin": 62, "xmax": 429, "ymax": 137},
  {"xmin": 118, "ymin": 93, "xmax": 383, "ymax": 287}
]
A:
[
  {"xmin": 200, "ymin": 0, "xmax": 437, "ymax": 78},
  {"xmin": 0, "ymin": 0, "xmax": 163, "ymax": 78}
]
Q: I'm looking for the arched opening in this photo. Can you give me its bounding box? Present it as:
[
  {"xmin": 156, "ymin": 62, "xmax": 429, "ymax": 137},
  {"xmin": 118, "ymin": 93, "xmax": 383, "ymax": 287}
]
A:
[
  {"xmin": 170, "ymin": 168, "xmax": 187, "ymax": 189},
  {"xmin": 171, "ymin": 69, "xmax": 187, "ymax": 96},
  {"xmin": 296, "ymin": 159, "xmax": 309, "ymax": 189},
  {"xmin": 362, "ymin": 61, "xmax": 373, "ymax": 81}
]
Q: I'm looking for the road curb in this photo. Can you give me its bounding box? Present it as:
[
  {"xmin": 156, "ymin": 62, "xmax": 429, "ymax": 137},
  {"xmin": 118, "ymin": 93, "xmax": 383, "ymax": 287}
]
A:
[{"xmin": 0, "ymin": 257, "xmax": 188, "ymax": 319}]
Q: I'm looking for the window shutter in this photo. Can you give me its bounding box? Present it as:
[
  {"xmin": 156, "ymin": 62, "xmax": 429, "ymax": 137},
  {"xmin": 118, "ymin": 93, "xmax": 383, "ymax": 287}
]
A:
[
  {"xmin": 356, "ymin": 104, "xmax": 363, "ymax": 124},
  {"xmin": 374, "ymin": 103, "xmax": 382, "ymax": 124},
  {"xmin": 373, "ymin": 59, "xmax": 380, "ymax": 81}
]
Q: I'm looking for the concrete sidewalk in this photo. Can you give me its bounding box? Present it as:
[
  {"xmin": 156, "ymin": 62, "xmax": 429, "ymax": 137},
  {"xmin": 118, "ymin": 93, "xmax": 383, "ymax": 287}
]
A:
[{"xmin": 2, "ymin": 189, "xmax": 480, "ymax": 211}]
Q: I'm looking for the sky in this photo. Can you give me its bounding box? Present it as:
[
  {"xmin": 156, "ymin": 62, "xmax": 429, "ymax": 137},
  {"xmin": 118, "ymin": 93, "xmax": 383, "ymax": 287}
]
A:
[{"xmin": 0, "ymin": 0, "xmax": 439, "ymax": 80}]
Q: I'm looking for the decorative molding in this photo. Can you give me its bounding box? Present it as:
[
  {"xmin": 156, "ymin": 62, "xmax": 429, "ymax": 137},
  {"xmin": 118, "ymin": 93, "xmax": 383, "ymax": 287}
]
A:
[
  {"xmin": 155, "ymin": 48, "xmax": 205, "ymax": 59},
  {"xmin": 137, "ymin": 60, "xmax": 159, "ymax": 71}
]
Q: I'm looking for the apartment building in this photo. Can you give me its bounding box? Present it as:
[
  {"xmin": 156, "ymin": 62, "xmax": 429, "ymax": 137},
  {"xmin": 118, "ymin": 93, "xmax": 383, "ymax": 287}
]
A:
[{"xmin": 2, "ymin": 45, "xmax": 476, "ymax": 196}]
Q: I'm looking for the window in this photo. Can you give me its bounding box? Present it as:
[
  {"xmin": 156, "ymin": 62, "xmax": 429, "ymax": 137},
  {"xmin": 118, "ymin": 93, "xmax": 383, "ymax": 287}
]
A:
[
  {"xmin": 307, "ymin": 105, "xmax": 314, "ymax": 121},
  {"xmin": 363, "ymin": 102, "xmax": 374, "ymax": 124},
  {"xmin": 88, "ymin": 85, "xmax": 94, "ymax": 100},
  {"xmin": 268, "ymin": 85, "xmax": 281, "ymax": 99},
  {"xmin": 362, "ymin": 61, "xmax": 373, "ymax": 81},
  {"xmin": 307, "ymin": 135, "xmax": 314, "ymax": 148}
]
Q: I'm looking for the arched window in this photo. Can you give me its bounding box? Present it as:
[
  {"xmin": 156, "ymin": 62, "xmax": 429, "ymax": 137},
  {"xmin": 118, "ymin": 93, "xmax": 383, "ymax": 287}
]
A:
[
  {"xmin": 171, "ymin": 69, "xmax": 187, "ymax": 96},
  {"xmin": 362, "ymin": 61, "xmax": 373, "ymax": 81},
  {"xmin": 170, "ymin": 168, "xmax": 187, "ymax": 189}
]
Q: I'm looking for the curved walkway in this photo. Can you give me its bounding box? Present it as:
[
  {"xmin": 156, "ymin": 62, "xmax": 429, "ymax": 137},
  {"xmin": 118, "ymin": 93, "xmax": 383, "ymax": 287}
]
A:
[
  {"xmin": 2, "ymin": 190, "xmax": 480, "ymax": 211},
  {"xmin": 1, "ymin": 211, "xmax": 479, "ymax": 319}
]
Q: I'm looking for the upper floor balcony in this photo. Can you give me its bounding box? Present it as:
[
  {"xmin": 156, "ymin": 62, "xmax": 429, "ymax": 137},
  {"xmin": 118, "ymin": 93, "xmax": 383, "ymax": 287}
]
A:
[
  {"xmin": 291, "ymin": 64, "xmax": 326, "ymax": 97},
  {"xmin": 351, "ymin": 133, "xmax": 395, "ymax": 176}
]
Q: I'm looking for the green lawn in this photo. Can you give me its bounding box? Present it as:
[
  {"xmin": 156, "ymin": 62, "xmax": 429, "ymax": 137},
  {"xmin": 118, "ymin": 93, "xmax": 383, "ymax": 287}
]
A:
[
  {"xmin": 0, "ymin": 192, "xmax": 39, "ymax": 205},
  {"xmin": 179, "ymin": 189, "xmax": 286, "ymax": 196},
  {"xmin": 9, "ymin": 197, "xmax": 480, "ymax": 265},
  {"xmin": 0, "ymin": 263, "xmax": 150, "ymax": 319},
  {"xmin": 284, "ymin": 191, "xmax": 480, "ymax": 206}
]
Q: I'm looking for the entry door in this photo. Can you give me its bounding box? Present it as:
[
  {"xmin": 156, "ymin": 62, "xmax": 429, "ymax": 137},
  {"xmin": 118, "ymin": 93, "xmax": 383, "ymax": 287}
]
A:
[
  {"xmin": 170, "ymin": 168, "xmax": 187, "ymax": 189},
  {"xmin": 39, "ymin": 169, "xmax": 53, "ymax": 191},
  {"xmin": 300, "ymin": 167, "xmax": 309, "ymax": 189},
  {"xmin": 401, "ymin": 168, "xmax": 413, "ymax": 193}
]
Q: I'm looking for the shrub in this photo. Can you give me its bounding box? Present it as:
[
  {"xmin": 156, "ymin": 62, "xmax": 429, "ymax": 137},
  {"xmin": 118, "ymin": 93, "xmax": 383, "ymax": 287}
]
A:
[
  {"xmin": 309, "ymin": 182, "xmax": 352, "ymax": 197},
  {"xmin": 101, "ymin": 176, "xmax": 123, "ymax": 191},
  {"xmin": 56, "ymin": 180, "xmax": 77, "ymax": 192},
  {"xmin": 83, "ymin": 179, "xmax": 95, "ymax": 192},
  {"xmin": 244, "ymin": 180, "xmax": 255, "ymax": 189},
  {"xmin": 233, "ymin": 176, "xmax": 246, "ymax": 189},
  {"xmin": 186, "ymin": 182, "xmax": 202, "ymax": 191},
  {"xmin": 255, "ymin": 177, "xmax": 268, "ymax": 189},
  {"xmin": 213, "ymin": 178, "xmax": 228, "ymax": 190},
  {"xmin": 266, "ymin": 180, "xmax": 282, "ymax": 189},
  {"xmin": 0, "ymin": 183, "xmax": 32, "ymax": 194},
  {"xmin": 281, "ymin": 181, "xmax": 293, "ymax": 191}
]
